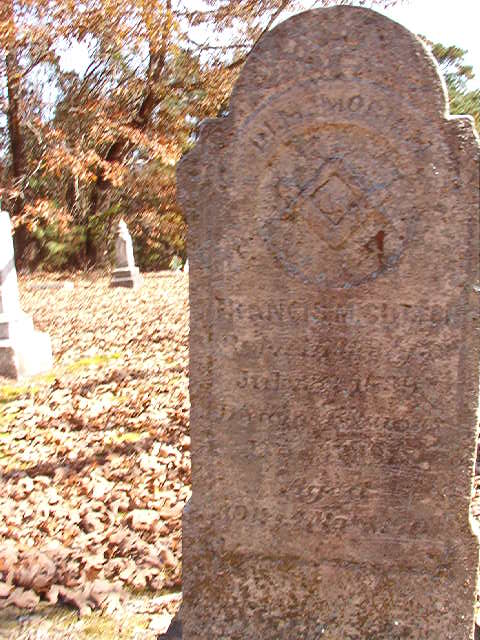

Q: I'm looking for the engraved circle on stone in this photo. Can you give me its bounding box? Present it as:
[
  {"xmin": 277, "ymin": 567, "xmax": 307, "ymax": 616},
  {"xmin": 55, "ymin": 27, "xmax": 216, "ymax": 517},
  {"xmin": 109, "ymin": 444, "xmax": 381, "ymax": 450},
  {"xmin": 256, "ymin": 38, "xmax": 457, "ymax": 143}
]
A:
[{"xmin": 257, "ymin": 126, "xmax": 415, "ymax": 288}]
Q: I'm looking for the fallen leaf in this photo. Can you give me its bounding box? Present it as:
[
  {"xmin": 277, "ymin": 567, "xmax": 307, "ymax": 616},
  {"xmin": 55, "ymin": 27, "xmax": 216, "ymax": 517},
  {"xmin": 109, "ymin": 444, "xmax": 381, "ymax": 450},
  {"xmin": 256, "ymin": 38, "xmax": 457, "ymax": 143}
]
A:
[
  {"xmin": 58, "ymin": 586, "xmax": 92, "ymax": 617},
  {"xmin": 128, "ymin": 509, "xmax": 161, "ymax": 531},
  {"xmin": 15, "ymin": 552, "xmax": 56, "ymax": 591},
  {"xmin": 7, "ymin": 587, "xmax": 40, "ymax": 609},
  {"xmin": 159, "ymin": 547, "xmax": 176, "ymax": 568}
]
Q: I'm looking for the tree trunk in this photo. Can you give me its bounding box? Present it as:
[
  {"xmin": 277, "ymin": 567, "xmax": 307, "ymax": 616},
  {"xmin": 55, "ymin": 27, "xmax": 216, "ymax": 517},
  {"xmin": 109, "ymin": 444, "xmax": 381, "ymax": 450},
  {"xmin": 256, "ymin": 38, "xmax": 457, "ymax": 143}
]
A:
[
  {"xmin": 79, "ymin": 2, "xmax": 172, "ymax": 267},
  {"xmin": 85, "ymin": 183, "xmax": 99, "ymax": 266},
  {"xmin": 6, "ymin": 50, "xmax": 22, "ymax": 186},
  {"xmin": 4, "ymin": 0, "xmax": 28, "ymax": 263}
]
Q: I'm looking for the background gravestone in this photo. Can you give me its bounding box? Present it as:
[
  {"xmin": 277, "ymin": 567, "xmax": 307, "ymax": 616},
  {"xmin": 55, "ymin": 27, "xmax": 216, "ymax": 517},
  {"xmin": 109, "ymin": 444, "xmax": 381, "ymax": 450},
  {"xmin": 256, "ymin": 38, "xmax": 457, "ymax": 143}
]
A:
[
  {"xmin": 177, "ymin": 7, "xmax": 480, "ymax": 639},
  {"xmin": 0, "ymin": 211, "xmax": 53, "ymax": 379},
  {"xmin": 110, "ymin": 219, "xmax": 142, "ymax": 289}
]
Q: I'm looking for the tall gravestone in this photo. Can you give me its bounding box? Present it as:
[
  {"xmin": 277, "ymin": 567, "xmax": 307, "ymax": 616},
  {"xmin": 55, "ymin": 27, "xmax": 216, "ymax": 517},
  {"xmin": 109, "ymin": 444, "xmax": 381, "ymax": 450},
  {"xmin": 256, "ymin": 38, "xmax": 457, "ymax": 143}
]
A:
[
  {"xmin": 110, "ymin": 219, "xmax": 142, "ymax": 289},
  {"xmin": 176, "ymin": 7, "xmax": 480, "ymax": 639},
  {"xmin": 0, "ymin": 211, "xmax": 52, "ymax": 379}
]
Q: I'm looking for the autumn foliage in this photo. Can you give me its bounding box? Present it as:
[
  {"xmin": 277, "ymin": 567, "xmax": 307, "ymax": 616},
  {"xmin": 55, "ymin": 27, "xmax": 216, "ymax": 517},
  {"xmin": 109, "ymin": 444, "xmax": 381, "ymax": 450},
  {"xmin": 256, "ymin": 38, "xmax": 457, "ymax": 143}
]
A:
[{"xmin": 0, "ymin": 0, "xmax": 411, "ymax": 270}]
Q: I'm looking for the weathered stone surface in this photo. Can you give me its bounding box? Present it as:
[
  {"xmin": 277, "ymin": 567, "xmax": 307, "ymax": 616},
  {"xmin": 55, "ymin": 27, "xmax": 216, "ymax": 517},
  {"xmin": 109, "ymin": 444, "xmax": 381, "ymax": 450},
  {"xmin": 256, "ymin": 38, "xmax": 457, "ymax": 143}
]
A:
[
  {"xmin": 111, "ymin": 220, "xmax": 142, "ymax": 289},
  {"xmin": 0, "ymin": 211, "xmax": 53, "ymax": 379},
  {"xmin": 177, "ymin": 7, "xmax": 480, "ymax": 640}
]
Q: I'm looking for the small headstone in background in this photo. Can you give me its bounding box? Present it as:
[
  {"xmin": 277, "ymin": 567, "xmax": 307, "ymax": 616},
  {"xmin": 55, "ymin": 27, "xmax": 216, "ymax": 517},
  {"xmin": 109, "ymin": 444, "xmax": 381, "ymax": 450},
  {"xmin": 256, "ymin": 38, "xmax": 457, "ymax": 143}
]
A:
[
  {"xmin": 0, "ymin": 211, "xmax": 53, "ymax": 379},
  {"xmin": 183, "ymin": 260, "xmax": 189, "ymax": 274},
  {"xmin": 110, "ymin": 219, "xmax": 142, "ymax": 289}
]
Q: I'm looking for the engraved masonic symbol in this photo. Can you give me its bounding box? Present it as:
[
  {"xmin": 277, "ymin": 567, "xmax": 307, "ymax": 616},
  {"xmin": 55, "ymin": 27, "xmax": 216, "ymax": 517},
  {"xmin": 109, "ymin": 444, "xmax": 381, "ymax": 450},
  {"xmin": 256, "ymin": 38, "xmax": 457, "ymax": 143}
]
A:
[{"xmin": 277, "ymin": 158, "xmax": 389, "ymax": 251}]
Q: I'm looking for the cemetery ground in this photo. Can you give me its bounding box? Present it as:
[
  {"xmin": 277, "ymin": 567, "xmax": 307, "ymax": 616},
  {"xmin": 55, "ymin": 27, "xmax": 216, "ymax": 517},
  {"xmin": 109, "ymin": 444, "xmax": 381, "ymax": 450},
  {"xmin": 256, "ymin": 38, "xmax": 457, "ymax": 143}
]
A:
[
  {"xmin": 2, "ymin": 271, "xmax": 480, "ymax": 639},
  {"xmin": 0, "ymin": 272, "xmax": 189, "ymax": 639}
]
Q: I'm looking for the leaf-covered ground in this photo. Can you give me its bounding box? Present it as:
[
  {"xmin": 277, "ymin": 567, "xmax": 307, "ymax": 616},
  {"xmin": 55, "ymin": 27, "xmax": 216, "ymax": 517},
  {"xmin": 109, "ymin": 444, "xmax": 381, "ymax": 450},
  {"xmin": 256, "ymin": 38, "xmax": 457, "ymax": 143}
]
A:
[
  {"xmin": 0, "ymin": 272, "xmax": 189, "ymax": 639},
  {"xmin": 2, "ymin": 272, "xmax": 480, "ymax": 638}
]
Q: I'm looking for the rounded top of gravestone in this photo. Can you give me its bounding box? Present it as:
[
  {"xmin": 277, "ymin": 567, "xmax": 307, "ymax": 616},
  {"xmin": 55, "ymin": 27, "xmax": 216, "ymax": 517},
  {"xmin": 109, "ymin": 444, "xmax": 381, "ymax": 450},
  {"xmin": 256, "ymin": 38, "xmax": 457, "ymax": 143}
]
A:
[
  {"xmin": 117, "ymin": 219, "xmax": 129, "ymax": 236},
  {"xmin": 229, "ymin": 6, "xmax": 447, "ymax": 122},
  {"xmin": 177, "ymin": 5, "xmax": 480, "ymax": 292},
  {"xmin": 178, "ymin": 5, "xmax": 453, "ymax": 230}
]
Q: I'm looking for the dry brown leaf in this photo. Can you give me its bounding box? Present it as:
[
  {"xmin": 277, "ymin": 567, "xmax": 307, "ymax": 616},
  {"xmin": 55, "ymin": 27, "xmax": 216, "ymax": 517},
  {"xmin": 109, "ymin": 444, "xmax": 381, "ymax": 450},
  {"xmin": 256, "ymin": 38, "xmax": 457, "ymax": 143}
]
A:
[
  {"xmin": 128, "ymin": 509, "xmax": 161, "ymax": 531},
  {"xmin": 144, "ymin": 554, "xmax": 163, "ymax": 569},
  {"xmin": 0, "ymin": 274, "xmax": 191, "ymax": 618},
  {"xmin": 159, "ymin": 547, "xmax": 176, "ymax": 568},
  {"xmin": 0, "ymin": 543, "xmax": 18, "ymax": 574},
  {"xmin": 160, "ymin": 502, "xmax": 184, "ymax": 520},
  {"xmin": 7, "ymin": 587, "xmax": 40, "ymax": 609},
  {"xmin": 45, "ymin": 584, "xmax": 60, "ymax": 604},
  {"xmin": 81, "ymin": 512, "xmax": 105, "ymax": 533},
  {"xmin": 58, "ymin": 586, "xmax": 92, "ymax": 617},
  {"xmin": 15, "ymin": 552, "xmax": 56, "ymax": 591},
  {"xmin": 118, "ymin": 562, "xmax": 136, "ymax": 582},
  {"xmin": 87, "ymin": 578, "xmax": 124, "ymax": 609}
]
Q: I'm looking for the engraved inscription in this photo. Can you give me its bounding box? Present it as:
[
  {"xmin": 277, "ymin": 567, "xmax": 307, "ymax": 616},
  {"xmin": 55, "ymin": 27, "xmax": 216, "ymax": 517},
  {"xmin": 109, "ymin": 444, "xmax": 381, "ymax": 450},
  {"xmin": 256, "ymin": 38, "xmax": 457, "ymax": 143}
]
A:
[
  {"xmin": 248, "ymin": 92, "xmax": 392, "ymax": 153},
  {"xmin": 214, "ymin": 297, "xmax": 466, "ymax": 328},
  {"xmin": 219, "ymin": 403, "xmax": 444, "ymax": 471},
  {"xmin": 216, "ymin": 502, "xmax": 449, "ymax": 547},
  {"xmin": 212, "ymin": 403, "xmax": 445, "ymax": 440},
  {"xmin": 237, "ymin": 370, "xmax": 280, "ymax": 391}
]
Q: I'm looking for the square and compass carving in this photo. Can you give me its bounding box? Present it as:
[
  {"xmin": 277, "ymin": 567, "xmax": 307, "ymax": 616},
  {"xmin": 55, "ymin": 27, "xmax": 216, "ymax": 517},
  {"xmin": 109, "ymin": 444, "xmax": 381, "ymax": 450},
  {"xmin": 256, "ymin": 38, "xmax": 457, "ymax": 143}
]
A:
[
  {"xmin": 277, "ymin": 158, "xmax": 389, "ymax": 252},
  {"xmin": 269, "ymin": 154, "xmax": 399, "ymax": 287}
]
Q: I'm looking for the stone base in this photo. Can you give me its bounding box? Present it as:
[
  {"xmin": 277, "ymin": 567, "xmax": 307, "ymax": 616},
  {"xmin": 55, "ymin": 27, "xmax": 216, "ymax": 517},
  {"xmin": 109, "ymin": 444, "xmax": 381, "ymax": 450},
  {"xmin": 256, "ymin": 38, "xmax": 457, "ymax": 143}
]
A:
[
  {"xmin": 110, "ymin": 266, "xmax": 142, "ymax": 289},
  {"xmin": 0, "ymin": 330, "xmax": 52, "ymax": 379},
  {"xmin": 156, "ymin": 616, "xmax": 182, "ymax": 639},
  {"xmin": 0, "ymin": 311, "xmax": 33, "ymax": 340}
]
